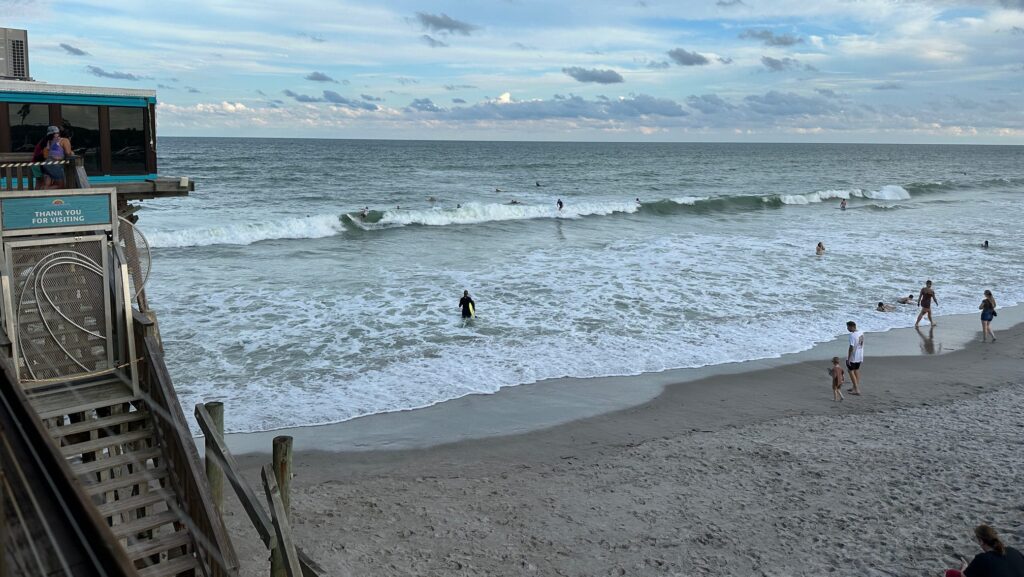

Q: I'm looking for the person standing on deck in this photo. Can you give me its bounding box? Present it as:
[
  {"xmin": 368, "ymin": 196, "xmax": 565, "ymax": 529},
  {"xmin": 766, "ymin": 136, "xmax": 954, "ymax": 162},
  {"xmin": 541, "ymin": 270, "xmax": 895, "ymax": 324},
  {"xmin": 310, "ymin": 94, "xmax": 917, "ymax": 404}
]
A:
[
  {"xmin": 916, "ymin": 280, "xmax": 938, "ymax": 327},
  {"xmin": 41, "ymin": 126, "xmax": 72, "ymax": 189},
  {"xmin": 459, "ymin": 290, "xmax": 475, "ymax": 319},
  {"xmin": 846, "ymin": 321, "xmax": 864, "ymax": 395}
]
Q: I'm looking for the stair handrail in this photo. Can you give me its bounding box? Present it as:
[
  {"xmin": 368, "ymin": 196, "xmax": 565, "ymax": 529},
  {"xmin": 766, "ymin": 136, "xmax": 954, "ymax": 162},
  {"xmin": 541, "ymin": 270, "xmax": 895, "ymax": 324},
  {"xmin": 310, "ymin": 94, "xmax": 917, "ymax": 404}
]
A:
[
  {"xmin": 135, "ymin": 331, "xmax": 240, "ymax": 577},
  {"xmin": 0, "ymin": 366, "xmax": 139, "ymax": 577}
]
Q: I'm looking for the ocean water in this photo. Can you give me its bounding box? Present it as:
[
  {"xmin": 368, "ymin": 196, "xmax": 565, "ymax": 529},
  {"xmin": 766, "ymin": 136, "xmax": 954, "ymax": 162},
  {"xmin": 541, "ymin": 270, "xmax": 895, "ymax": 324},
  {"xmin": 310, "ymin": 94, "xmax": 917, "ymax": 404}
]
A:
[{"xmin": 145, "ymin": 139, "xmax": 1024, "ymax": 433}]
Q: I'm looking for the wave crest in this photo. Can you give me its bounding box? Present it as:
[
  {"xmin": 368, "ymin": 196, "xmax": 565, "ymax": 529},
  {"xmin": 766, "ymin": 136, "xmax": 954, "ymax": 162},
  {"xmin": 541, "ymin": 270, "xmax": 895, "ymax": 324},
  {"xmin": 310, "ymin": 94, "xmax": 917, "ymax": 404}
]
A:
[{"xmin": 148, "ymin": 214, "xmax": 345, "ymax": 248}]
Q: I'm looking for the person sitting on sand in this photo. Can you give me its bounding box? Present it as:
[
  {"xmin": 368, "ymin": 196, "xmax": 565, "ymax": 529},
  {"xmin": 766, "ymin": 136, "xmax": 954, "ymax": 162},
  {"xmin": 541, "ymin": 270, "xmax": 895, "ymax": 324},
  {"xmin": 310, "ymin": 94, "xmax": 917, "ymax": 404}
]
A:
[
  {"xmin": 876, "ymin": 302, "xmax": 896, "ymax": 312},
  {"xmin": 828, "ymin": 357, "xmax": 845, "ymax": 402},
  {"xmin": 897, "ymin": 294, "xmax": 914, "ymax": 304},
  {"xmin": 816, "ymin": 242, "xmax": 826, "ymax": 256},
  {"xmin": 945, "ymin": 524, "xmax": 1024, "ymax": 577}
]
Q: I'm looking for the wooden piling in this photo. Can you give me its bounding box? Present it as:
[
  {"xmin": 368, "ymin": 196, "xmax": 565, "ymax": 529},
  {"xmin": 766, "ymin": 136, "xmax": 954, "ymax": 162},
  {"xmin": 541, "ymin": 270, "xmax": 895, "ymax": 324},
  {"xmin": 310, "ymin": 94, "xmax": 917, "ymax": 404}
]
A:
[
  {"xmin": 204, "ymin": 401, "xmax": 224, "ymax": 514},
  {"xmin": 270, "ymin": 435, "xmax": 293, "ymax": 577}
]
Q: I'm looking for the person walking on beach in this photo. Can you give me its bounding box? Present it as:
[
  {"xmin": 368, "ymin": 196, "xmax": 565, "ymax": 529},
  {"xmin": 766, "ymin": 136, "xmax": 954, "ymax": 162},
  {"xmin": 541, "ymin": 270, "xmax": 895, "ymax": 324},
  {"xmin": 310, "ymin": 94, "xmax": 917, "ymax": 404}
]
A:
[
  {"xmin": 846, "ymin": 321, "xmax": 864, "ymax": 395},
  {"xmin": 916, "ymin": 280, "xmax": 938, "ymax": 327},
  {"xmin": 945, "ymin": 524, "xmax": 1024, "ymax": 577},
  {"xmin": 829, "ymin": 357, "xmax": 845, "ymax": 402},
  {"xmin": 980, "ymin": 290, "xmax": 997, "ymax": 342},
  {"xmin": 459, "ymin": 290, "xmax": 475, "ymax": 319}
]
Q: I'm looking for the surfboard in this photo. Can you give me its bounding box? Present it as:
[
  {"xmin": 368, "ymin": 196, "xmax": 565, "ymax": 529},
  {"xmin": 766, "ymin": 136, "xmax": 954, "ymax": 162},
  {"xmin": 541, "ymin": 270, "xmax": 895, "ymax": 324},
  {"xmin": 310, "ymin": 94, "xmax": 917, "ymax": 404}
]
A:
[{"xmin": 469, "ymin": 303, "xmax": 475, "ymax": 317}]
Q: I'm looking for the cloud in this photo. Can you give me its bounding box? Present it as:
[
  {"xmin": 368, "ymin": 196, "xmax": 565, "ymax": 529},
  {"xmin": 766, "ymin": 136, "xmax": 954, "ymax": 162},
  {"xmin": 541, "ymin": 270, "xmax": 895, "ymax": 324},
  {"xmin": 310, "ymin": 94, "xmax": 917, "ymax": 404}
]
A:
[
  {"xmin": 444, "ymin": 84, "xmax": 477, "ymax": 90},
  {"xmin": 396, "ymin": 77, "xmax": 419, "ymax": 86},
  {"xmin": 510, "ymin": 42, "xmax": 536, "ymax": 50},
  {"xmin": 360, "ymin": 94, "xmax": 383, "ymax": 102},
  {"xmin": 685, "ymin": 94, "xmax": 735, "ymax": 114},
  {"xmin": 421, "ymin": 35, "xmax": 448, "ymax": 48},
  {"xmin": 667, "ymin": 48, "xmax": 710, "ymax": 66},
  {"xmin": 743, "ymin": 91, "xmax": 837, "ymax": 116},
  {"xmin": 646, "ymin": 60, "xmax": 671, "ymax": 69},
  {"xmin": 407, "ymin": 98, "xmax": 444, "ymax": 112},
  {"xmin": 814, "ymin": 88, "xmax": 840, "ymax": 98},
  {"xmin": 298, "ymin": 33, "xmax": 325, "ymax": 43},
  {"xmin": 761, "ymin": 56, "xmax": 801, "ymax": 72},
  {"xmin": 323, "ymin": 91, "xmax": 379, "ymax": 110},
  {"xmin": 85, "ymin": 66, "xmax": 142, "ymax": 80},
  {"xmin": 305, "ymin": 71, "xmax": 337, "ymax": 83},
  {"xmin": 452, "ymin": 98, "xmax": 467, "ymax": 104},
  {"xmin": 186, "ymin": 86, "xmax": 201, "ymax": 93},
  {"xmin": 716, "ymin": 0, "xmax": 744, "ymax": 6},
  {"xmin": 739, "ymin": 29, "xmax": 803, "ymax": 46},
  {"xmin": 562, "ymin": 67, "xmax": 625, "ymax": 84},
  {"xmin": 717, "ymin": 56, "xmax": 734, "ymax": 64},
  {"xmin": 1013, "ymin": 26, "xmax": 1024, "ymax": 34},
  {"xmin": 1000, "ymin": 0, "xmax": 1024, "ymax": 8},
  {"xmin": 59, "ymin": 43, "xmax": 88, "ymax": 56},
  {"xmin": 872, "ymin": 81, "xmax": 904, "ymax": 90},
  {"xmin": 440, "ymin": 93, "xmax": 687, "ymax": 121},
  {"xmin": 157, "ymin": 84, "xmax": 174, "ymax": 90},
  {"xmin": 283, "ymin": 89, "xmax": 324, "ymax": 103},
  {"xmin": 415, "ymin": 12, "xmax": 478, "ymax": 35}
]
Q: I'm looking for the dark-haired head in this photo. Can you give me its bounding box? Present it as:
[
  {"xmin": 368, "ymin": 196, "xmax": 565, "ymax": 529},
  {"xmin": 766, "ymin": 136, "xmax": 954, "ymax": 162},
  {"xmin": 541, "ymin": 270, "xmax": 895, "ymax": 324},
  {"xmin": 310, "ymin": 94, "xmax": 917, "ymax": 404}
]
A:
[
  {"xmin": 463, "ymin": 290, "xmax": 469, "ymax": 297},
  {"xmin": 846, "ymin": 321, "xmax": 857, "ymax": 330},
  {"xmin": 975, "ymin": 524, "xmax": 1005, "ymax": 555}
]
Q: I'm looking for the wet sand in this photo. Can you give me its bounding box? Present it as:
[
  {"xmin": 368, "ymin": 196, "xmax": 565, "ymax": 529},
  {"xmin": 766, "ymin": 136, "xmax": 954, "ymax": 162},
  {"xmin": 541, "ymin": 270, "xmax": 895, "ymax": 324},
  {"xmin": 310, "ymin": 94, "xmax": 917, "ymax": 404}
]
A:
[{"xmin": 220, "ymin": 313, "xmax": 1024, "ymax": 577}]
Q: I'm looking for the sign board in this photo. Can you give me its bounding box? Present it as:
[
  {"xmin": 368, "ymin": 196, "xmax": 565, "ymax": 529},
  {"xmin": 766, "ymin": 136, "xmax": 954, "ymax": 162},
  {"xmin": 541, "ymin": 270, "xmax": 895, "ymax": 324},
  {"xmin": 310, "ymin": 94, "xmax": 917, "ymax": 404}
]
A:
[{"xmin": 0, "ymin": 190, "xmax": 114, "ymax": 235}]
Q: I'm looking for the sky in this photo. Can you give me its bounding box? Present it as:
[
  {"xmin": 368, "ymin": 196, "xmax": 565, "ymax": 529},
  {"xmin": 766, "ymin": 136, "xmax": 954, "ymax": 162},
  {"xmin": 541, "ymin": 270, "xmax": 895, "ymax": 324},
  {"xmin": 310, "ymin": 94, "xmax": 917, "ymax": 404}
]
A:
[{"xmin": 4, "ymin": 0, "xmax": 1024, "ymax": 143}]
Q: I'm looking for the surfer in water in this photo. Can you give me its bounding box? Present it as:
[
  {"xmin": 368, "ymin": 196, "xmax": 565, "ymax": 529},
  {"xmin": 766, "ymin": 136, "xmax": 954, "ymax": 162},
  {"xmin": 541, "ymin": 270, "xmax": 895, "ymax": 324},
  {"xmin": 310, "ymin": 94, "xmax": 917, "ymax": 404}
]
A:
[
  {"xmin": 536, "ymin": 181, "xmax": 542, "ymax": 187},
  {"xmin": 556, "ymin": 198, "xmax": 564, "ymax": 211},
  {"xmin": 459, "ymin": 290, "xmax": 475, "ymax": 319},
  {"xmin": 840, "ymin": 199, "xmax": 847, "ymax": 211},
  {"xmin": 360, "ymin": 206, "xmax": 369, "ymax": 219}
]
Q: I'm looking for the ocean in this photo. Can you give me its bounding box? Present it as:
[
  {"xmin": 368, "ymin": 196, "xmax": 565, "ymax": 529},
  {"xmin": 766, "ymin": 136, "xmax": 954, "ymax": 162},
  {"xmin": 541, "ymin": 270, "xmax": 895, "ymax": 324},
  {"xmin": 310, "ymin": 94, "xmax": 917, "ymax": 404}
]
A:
[{"xmin": 146, "ymin": 139, "xmax": 1024, "ymax": 433}]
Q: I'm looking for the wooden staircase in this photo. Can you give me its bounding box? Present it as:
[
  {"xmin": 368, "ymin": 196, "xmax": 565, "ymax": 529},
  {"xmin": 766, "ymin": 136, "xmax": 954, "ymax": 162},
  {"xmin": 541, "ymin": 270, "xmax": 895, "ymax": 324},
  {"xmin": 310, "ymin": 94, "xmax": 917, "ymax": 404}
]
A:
[{"xmin": 25, "ymin": 376, "xmax": 206, "ymax": 577}]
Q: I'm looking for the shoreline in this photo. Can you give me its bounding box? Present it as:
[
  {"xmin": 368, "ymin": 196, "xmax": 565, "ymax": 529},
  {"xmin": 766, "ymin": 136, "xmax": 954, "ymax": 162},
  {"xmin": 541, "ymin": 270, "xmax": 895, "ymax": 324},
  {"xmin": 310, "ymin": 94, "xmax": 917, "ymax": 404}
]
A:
[
  {"xmin": 222, "ymin": 309, "xmax": 1024, "ymax": 577},
  {"xmin": 222, "ymin": 304, "xmax": 1024, "ymax": 454}
]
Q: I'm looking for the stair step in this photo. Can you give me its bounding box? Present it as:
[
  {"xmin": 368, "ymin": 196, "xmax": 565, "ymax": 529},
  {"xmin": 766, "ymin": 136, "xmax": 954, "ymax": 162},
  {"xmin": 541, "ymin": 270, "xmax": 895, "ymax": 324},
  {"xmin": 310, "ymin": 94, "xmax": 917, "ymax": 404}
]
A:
[
  {"xmin": 25, "ymin": 376, "xmax": 122, "ymax": 398},
  {"xmin": 30, "ymin": 380, "xmax": 137, "ymax": 419},
  {"xmin": 50, "ymin": 409, "xmax": 149, "ymax": 438},
  {"xmin": 111, "ymin": 509, "xmax": 179, "ymax": 539},
  {"xmin": 125, "ymin": 530, "xmax": 191, "ymax": 562},
  {"xmin": 61, "ymin": 428, "xmax": 152, "ymax": 457},
  {"xmin": 85, "ymin": 465, "xmax": 167, "ymax": 497},
  {"xmin": 98, "ymin": 488, "xmax": 173, "ymax": 518},
  {"xmin": 71, "ymin": 448, "xmax": 161, "ymax": 477},
  {"xmin": 136, "ymin": 553, "xmax": 198, "ymax": 577}
]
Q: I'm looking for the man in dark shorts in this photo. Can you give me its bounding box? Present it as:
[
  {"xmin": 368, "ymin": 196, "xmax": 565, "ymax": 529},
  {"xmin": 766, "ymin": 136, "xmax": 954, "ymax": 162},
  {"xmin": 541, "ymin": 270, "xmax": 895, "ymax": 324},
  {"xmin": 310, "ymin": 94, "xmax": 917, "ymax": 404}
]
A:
[
  {"xmin": 458, "ymin": 290, "xmax": 475, "ymax": 319},
  {"xmin": 846, "ymin": 321, "xmax": 864, "ymax": 395},
  {"xmin": 916, "ymin": 280, "xmax": 938, "ymax": 327}
]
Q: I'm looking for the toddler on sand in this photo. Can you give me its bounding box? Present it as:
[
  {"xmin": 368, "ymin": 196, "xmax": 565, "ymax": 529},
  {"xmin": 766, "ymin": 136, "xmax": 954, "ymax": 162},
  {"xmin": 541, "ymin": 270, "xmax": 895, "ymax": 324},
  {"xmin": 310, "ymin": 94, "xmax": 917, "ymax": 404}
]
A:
[{"xmin": 829, "ymin": 357, "xmax": 845, "ymax": 401}]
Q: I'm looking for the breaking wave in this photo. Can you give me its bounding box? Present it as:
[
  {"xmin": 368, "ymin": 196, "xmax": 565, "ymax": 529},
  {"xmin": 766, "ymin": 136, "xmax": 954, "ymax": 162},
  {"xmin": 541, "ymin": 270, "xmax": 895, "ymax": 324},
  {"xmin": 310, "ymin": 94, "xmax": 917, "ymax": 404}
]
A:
[{"xmin": 147, "ymin": 214, "xmax": 346, "ymax": 248}]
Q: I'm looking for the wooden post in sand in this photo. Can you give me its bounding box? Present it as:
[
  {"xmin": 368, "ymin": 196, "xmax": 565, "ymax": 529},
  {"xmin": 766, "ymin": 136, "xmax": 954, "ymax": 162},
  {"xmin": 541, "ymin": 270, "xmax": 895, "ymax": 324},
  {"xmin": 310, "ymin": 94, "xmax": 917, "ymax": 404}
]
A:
[
  {"xmin": 204, "ymin": 401, "xmax": 225, "ymax": 514},
  {"xmin": 270, "ymin": 436, "xmax": 293, "ymax": 577}
]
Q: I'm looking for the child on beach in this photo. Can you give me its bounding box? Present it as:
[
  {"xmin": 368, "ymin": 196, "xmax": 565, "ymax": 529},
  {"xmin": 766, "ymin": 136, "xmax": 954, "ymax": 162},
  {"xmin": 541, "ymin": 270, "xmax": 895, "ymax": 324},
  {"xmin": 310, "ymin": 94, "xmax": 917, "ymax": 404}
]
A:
[{"xmin": 829, "ymin": 357, "xmax": 845, "ymax": 401}]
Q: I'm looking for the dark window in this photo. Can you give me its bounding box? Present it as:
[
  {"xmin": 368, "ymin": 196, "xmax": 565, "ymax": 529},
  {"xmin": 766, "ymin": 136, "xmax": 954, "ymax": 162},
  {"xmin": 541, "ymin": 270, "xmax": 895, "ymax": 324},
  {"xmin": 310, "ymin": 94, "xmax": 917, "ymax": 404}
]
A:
[
  {"xmin": 109, "ymin": 107, "xmax": 147, "ymax": 175},
  {"xmin": 7, "ymin": 102, "xmax": 49, "ymax": 154},
  {"xmin": 59, "ymin": 105, "xmax": 102, "ymax": 175}
]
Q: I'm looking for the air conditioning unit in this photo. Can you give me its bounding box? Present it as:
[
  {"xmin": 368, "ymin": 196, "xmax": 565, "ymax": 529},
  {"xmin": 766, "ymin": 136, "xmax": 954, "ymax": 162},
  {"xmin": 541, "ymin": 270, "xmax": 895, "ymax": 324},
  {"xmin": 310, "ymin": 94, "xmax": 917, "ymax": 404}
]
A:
[{"xmin": 0, "ymin": 28, "xmax": 31, "ymax": 81}]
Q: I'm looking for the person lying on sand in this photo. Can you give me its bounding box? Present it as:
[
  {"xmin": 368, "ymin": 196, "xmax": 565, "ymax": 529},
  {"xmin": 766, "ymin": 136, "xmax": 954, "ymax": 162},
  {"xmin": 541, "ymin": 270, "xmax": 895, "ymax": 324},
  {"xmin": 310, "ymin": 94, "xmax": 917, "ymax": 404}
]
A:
[{"xmin": 876, "ymin": 302, "xmax": 896, "ymax": 312}]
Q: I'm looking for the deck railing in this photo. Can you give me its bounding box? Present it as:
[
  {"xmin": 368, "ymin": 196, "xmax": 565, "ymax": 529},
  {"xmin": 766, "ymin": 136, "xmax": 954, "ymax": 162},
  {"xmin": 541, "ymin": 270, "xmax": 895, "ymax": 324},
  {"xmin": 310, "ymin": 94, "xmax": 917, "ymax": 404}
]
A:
[
  {"xmin": 0, "ymin": 154, "xmax": 85, "ymax": 191},
  {"xmin": 135, "ymin": 328, "xmax": 240, "ymax": 577},
  {"xmin": 0, "ymin": 366, "xmax": 137, "ymax": 577}
]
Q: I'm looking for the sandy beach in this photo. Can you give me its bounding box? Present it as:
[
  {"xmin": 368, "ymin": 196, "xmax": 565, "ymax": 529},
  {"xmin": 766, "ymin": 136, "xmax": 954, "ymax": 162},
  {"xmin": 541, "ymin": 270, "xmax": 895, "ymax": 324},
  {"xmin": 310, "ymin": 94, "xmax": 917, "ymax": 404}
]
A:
[{"xmin": 221, "ymin": 315, "xmax": 1024, "ymax": 577}]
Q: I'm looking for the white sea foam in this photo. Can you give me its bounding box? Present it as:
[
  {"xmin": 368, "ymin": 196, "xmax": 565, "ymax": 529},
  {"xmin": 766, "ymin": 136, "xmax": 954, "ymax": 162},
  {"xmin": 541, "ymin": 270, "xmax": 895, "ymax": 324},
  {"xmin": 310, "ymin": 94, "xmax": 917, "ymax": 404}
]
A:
[
  {"xmin": 778, "ymin": 186, "xmax": 908, "ymax": 205},
  {"xmin": 378, "ymin": 200, "xmax": 639, "ymax": 227},
  {"xmin": 864, "ymin": 184, "xmax": 911, "ymax": 200},
  {"xmin": 670, "ymin": 196, "xmax": 709, "ymax": 205},
  {"xmin": 147, "ymin": 215, "xmax": 345, "ymax": 248}
]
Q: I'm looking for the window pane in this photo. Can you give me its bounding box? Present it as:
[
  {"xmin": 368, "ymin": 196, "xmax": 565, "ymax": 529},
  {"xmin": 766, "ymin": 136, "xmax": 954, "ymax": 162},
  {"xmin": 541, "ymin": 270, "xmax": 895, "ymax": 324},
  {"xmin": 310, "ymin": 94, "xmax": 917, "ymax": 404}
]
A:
[
  {"xmin": 59, "ymin": 105, "xmax": 101, "ymax": 175},
  {"xmin": 109, "ymin": 107, "xmax": 147, "ymax": 175},
  {"xmin": 7, "ymin": 102, "xmax": 49, "ymax": 154}
]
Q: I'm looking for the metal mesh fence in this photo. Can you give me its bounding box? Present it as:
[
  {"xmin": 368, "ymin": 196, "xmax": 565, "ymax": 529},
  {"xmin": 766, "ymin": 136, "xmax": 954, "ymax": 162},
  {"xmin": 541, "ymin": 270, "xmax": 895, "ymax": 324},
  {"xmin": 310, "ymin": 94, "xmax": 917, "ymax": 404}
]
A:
[
  {"xmin": 11, "ymin": 239, "xmax": 111, "ymax": 382},
  {"xmin": 117, "ymin": 217, "xmax": 151, "ymax": 303}
]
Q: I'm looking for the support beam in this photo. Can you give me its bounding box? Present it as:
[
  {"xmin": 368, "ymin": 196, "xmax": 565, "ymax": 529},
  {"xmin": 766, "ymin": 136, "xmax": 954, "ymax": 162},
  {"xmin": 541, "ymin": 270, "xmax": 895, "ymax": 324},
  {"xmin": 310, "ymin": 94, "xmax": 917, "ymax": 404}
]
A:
[
  {"xmin": 270, "ymin": 436, "xmax": 293, "ymax": 577},
  {"xmin": 205, "ymin": 401, "xmax": 224, "ymax": 515},
  {"xmin": 262, "ymin": 465, "xmax": 301, "ymax": 577}
]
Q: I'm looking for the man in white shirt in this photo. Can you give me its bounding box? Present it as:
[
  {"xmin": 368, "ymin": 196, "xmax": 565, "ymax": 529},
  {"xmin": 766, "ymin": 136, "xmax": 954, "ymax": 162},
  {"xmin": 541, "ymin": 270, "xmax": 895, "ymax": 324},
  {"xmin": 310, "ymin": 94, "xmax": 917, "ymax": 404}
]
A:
[{"xmin": 846, "ymin": 321, "xmax": 864, "ymax": 395}]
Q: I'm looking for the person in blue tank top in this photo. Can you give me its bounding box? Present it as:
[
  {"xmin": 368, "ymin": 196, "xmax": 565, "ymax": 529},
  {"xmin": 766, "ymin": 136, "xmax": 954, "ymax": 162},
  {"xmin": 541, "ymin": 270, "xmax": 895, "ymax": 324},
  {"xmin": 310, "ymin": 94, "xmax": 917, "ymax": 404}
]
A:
[{"xmin": 41, "ymin": 126, "xmax": 73, "ymax": 189}]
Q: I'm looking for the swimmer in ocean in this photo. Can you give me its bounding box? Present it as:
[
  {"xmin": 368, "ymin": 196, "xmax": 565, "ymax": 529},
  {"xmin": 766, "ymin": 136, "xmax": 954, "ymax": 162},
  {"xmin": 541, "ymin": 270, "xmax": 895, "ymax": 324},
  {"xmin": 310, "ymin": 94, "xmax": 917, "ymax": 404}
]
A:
[
  {"xmin": 495, "ymin": 188, "xmax": 502, "ymax": 193},
  {"xmin": 556, "ymin": 198, "xmax": 564, "ymax": 211},
  {"xmin": 509, "ymin": 199, "xmax": 521, "ymax": 205},
  {"xmin": 536, "ymin": 181, "xmax": 542, "ymax": 187},
  {"xmin": 360, "ymin": 206, "xmax": 369, "ymax": 218},
  {"xmin": 635, "ymin": 197, "xmax": 641, "ymax": 205},
  {"xmin": 840, "ymin": 199, "xmax": 847, "ymax": 210}
]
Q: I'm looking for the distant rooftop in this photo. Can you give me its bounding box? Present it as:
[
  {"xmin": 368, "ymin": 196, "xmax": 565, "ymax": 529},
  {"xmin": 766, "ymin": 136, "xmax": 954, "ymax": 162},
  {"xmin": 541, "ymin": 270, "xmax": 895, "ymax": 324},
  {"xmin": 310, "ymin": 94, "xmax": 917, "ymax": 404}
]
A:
[{"xmin": 0, "ymin": 79, "xmax": 155, "ymax": 99}]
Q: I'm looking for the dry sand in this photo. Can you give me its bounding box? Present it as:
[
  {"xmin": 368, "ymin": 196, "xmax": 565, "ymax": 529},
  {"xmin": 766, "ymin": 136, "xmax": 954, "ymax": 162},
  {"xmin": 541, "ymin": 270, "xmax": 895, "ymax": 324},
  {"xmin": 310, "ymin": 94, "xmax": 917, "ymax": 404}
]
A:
[{"xmin": 222, "ymin": 321, "xmax": 1024, "ymax": 577}]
